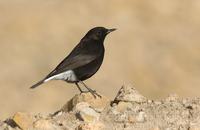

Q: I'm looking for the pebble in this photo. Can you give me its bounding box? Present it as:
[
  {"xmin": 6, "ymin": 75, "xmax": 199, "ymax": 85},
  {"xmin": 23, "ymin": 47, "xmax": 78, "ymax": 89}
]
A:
[
  {"xmin": 114, "ymin": 85, "xmax": 147, "ymax": 103},
  {"xmin": 76, "ymin": 122, "xmax": 104, "ymax": 130},
  {"xmin": 62, "ymin": 92, "xmax": 110, "ymax": 112},
  {"xmin": 165, "ymin": 94, "xmax": 179, "ymax": 102},
  {"xmin": 75, "ymin": 102, "xmax": 100, "ymax": 122},
  {"xmin": 12, "ymin": 112, "xmax": 34, "ymax": 130},
  {"xmin": 136, "ymin": 111, "xmax": 146, "ymax": 123},
  {"xmin": 116, "ymin": 101, "xmax": 132, "ymax": 112},
  {"xmin": 33, "ymin": 119, "xmax": 60, "ymax": 130}
]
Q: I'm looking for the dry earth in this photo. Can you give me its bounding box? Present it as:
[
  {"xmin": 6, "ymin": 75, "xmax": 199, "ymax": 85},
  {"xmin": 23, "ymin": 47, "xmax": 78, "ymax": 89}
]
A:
[{"xmin": 1, "ymin": 84, "xmax": 200, "ymax": 130}]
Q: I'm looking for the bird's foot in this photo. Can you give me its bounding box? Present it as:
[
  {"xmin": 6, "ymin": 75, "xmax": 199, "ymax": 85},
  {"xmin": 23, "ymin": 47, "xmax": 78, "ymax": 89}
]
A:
[
  {"xmin": 79, "ymin": 90, "xmax": 101, "ymax": 98},
  {"xmin": 88, "ymin": 89, "xmax": 102, "ymax": 98},
  {"xmin": 78, "ymin": 81, "xmax": 102, "ymax": 98},
  {"xmin": 79, "ymin": 90, "xmax": 88, "ymax": 94}
]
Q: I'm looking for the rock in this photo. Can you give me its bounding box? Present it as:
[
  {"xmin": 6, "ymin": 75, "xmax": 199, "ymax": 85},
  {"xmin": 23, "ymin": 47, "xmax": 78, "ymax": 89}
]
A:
[
  {"xmin": 128, "ymin": 116, "xmax": 136, "ymax": 123},
  {"xmin": 112, "ymin": 110, "xmax": 146, "ymax": 123},
  {"xmin": 135, "ymin": 111, "xmax": 146, "ymax": 123},
  {"xmin": 114, "ymin": 85, "xmax": 147, "ymax": 103},
  {"xmin": 154, "ymin": 101, "xmax": 162, "ymax": 105},
  {"xmin": 114, "ymin": 113, "xmax": 127, "ymax": 123},
  {"xmin": 75, "ymin": 102, "xmax": 100, "ymax": 122},
  {"xmin": 33, "ymin": 119, "xmax": 60, "ymax": 130},
  {"xmin": 116, "ymin": 101, "xmax": 132, "ymax": 112},
  {"xmin": 165, "ymin": 94, "xmax": 179, "ymax": 102},
  {"xmin": 147, "ymin": 100, "xmax": 153, "ymax": 104},
  {"xmin": 182, "ymin": 99, "xmax": 194, "ymax": 109},
  {"xmin": 12, "ymin": 112, "xmax": 34, "ymax": 130},
  {"xmin": 76, "ymin": 122, "xmax": 105, "ymax": 130},
  {"xmin": 3, "ymin": 84, "xmax": 200, "ymax": 130},
  {"xmin": 62, "ymin": 92, "xmax": 110, "ymax": 112}
]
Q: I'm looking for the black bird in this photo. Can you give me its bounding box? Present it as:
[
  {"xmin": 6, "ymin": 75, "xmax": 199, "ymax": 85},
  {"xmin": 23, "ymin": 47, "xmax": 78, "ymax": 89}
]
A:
[{"xmin": 30, "ymin": 27, "xmax": 116, "ymax": 97}]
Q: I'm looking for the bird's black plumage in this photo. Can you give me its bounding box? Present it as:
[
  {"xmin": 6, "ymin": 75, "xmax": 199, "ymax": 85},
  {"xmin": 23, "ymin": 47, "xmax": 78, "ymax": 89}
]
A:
[{"xmin": 30, "ymin": 27, "xmax": 116, "ymax": 97}]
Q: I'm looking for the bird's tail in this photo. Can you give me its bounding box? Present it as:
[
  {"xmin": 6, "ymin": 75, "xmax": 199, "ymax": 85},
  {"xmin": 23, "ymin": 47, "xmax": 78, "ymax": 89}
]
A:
[{"xmin": 30, "ymin": 80, "xmax": 44, "ymax": 89}]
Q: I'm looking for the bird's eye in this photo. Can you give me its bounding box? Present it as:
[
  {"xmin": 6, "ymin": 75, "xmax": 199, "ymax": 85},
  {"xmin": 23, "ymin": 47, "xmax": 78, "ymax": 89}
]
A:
[{"xmin": 97, "ymin": 31, "xmax": 102, "ymax": 36}]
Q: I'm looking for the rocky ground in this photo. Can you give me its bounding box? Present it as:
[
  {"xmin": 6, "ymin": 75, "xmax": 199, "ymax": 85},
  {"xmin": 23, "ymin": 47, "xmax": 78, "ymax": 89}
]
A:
[{"xmin": 1, "ymin": 85, "xmax": 200, "ymax": 130}]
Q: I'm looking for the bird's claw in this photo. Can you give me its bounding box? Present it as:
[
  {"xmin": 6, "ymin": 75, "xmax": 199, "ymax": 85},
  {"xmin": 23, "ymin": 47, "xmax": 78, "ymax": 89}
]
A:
[
  {"xmin": 79, "ymin": 90, "xmax": 101, "ymax": 98},
  {"xmin": 90, "ymin": 90, "xmax": 102, "ymax": 98}
]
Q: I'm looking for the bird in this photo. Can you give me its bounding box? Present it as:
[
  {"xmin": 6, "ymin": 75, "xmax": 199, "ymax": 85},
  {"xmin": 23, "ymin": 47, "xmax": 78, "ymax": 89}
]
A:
[{"xmin": 30, "ymin": 27, "xmax": 116, "ymax": 97}]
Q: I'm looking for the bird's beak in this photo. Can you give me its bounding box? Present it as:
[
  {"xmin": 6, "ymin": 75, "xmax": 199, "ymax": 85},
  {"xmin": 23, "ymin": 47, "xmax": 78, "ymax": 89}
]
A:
[{"xmin": 107, "ymin": 28, "xmax": 117, "ymax": 34}]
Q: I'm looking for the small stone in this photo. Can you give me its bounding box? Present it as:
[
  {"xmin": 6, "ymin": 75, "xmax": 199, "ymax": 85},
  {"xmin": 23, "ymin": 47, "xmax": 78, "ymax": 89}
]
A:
[
  {"xmin": 147, "ymin": 100, "xmax": 153, "ymax": 104},
  {"xmin": 116, "ymin": 102, "xmax": 132, "ymax": 112},
  {"xmin": 114, "ymin": 85, "xmax": 147, "ymax": 103},
  {"xmin": 33, "ymin": 119, "xmax": 59, "ymax": 130},
  {"xmin": 114, "ymin": 113, "xmax": 127, "ymax": 123},
  {"xmin": 182, "ymin": 99, "xmax": 188, "ymax": 105},
  {"xmin": 128, "ymin": 116, "xmax": 136, "ymax": 123},
  {"xmin": 76, "ymin": 122, "xmax": 104, "ymax": 130},
  {"xmin": 13, "ymin": 112, "xmax": 34, "ymax": 130},
  {"xmin": 136, "ymin": 111, "xmax": 146, "ymax": 123},
  {"xmin": 154, "ymin": 101, "xmax": 162, "ymax": 105},
  {"xmin": 75, "ymin": 102, "xmax": 100, "ymax": 122},
  {"xmin": 75, "ymin": 102, "xmax": 90, "ymax": 111},
  {"xmin": 62, "ymin": 92, "xmax": 110, "ymax": 112},
  {"xmin": 166, "ymin": 94, "xmax": 179, "ymax": 102},
  {"xmin": 182, "ymin": 99, "xmax": 196, "ymax": 110}
]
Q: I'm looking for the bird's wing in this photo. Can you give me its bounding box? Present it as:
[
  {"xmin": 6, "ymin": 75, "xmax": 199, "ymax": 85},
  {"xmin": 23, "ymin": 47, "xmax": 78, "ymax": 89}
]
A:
[{"xmin": 45, "ymin": 54, "xmax": 97, "ymax": 78}]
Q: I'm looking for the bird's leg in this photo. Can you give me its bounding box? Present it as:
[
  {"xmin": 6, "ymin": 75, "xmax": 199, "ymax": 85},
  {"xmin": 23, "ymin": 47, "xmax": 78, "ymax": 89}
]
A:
[
  {"xmin": 75, "ymin": 82, "xmax": 84, "ymax": 93},
  {"xmin": 80, "ymin": 81, "xmax": 96, "ymax": 93},
  {"xmin": 79, "ymin": 81, "xmax": 101, "ymax": 98}
]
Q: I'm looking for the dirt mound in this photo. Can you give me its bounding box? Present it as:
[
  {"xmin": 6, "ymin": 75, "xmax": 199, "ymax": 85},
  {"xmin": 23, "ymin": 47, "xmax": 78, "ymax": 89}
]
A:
[{"xmin": 1, "ymin": 85, "xmax": 200, "ymax": 130}]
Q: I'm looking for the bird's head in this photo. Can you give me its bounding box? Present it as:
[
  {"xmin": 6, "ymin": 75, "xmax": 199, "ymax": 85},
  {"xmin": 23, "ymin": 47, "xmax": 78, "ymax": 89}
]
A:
[{"xmin": 83, "ymin": 27, "xmax": 116, "ymax": 41}]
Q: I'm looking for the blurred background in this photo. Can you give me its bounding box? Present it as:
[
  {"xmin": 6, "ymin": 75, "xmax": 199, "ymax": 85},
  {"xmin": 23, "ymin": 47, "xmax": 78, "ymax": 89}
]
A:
[{"xmin": 1, "ymin": 0, "xmax": 200, "ymax": 119}]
